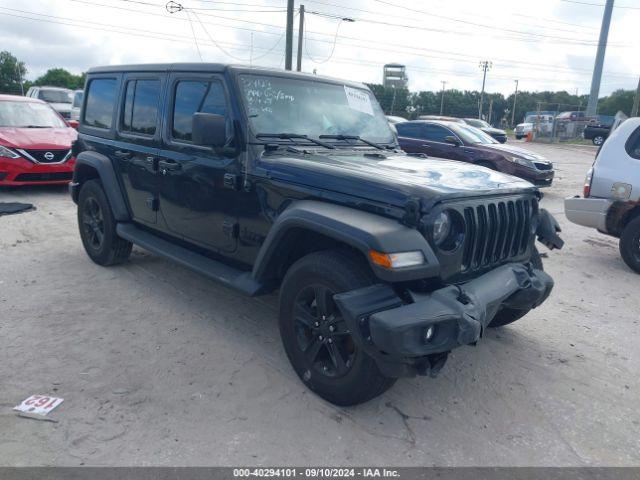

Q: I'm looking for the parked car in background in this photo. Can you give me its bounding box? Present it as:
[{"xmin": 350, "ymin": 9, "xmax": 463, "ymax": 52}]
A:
[
  {"xmin": 26, "ymin": 86, "xmax": 74, "ymax": 119},
  {"xmin": 418, "ymin": 115, "xmax": 465, "ymax": 123},
  {"xmin": 0, "ymin": 94, "xmax": 77, "ymax": 186},
  {"xmin": 582, "ymin": 122, "xmax": 610, "ymax": 146},
  {"xmin": 463, "ymin": 118, "xmax": 507, "ymax": 143},
  {"xmin": 556, "ymin": 111, "xmax": 586, "ymax": 122},
  {"xmin": 386, "ymin": 115, "xmax": 406, "ymax": 124},
  {"xmin": 515, "ymin": 114, "xmax": 554, "ymax": 139},
  {"xmin": 396, "ymin": 120, "xmax": 554, "ymax": 186},
  {"xmin": 71, "ymin": 89, "xmax": 84, "ymax": 121},
  {"xmin": 565, "ymin": 118, "xmax": 640, "ymax": 273},
  {"xmin": 69, "ymin": 63, "xmax": 562, "ymax": 405}
]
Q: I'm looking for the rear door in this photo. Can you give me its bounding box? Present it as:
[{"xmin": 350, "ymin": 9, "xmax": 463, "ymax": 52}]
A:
[
  {"xmin": 113, "ymin": 73, "xmax": 165, "ymax": 226},
  {"xmin": 156, "ymin": 72, "xmax": 239, "ymax": 253}
]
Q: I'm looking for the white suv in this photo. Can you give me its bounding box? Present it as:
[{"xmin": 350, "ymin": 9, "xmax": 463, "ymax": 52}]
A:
[
  {"xmin": 25, "ymin": 86, "xmax": 73, "ymax": 119},
  {"xmin": 565, "ymin": 117, "xmax": 640, "ymax": 273}
]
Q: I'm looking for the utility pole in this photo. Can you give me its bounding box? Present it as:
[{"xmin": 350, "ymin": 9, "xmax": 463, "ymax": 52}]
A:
[
  {"xmin": 632, "ymin": 76, "xmax": 640, "ymax": 117},
  {"xmin": 284, "ymin": 0, "xmax": 294, "ymax": 70},
  {"xmin": 296, "ymin": 5, "xmax": 305, "ymax": 72},
  {"xmin": 439, "ymin": 80, "xmax": 447, "ymax": 115},
  {"xmin": 511, "ymin": 79, "xmax": 519, "ymax": 127},
  {"xmin": 586, "ymin": 0, "xmax": 614, "ymax": 116},
  {"xmin": 478, "ymin": 60, "xmax": 492, "ymax": 119},
  {"xmin": 488, "ymin": 98, "xmax": 493, "ymax": 125}
]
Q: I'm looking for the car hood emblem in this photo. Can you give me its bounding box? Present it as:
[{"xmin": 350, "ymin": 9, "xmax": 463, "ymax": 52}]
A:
[{"xmin": 44, "ymin": 151, "xmax": 55, "ymax": 161}]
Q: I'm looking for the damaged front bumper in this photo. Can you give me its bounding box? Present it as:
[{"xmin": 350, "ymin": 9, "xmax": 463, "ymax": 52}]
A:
[{"xmin": 334, "ymin": 262, "xmax": 554, "ymax": 378}]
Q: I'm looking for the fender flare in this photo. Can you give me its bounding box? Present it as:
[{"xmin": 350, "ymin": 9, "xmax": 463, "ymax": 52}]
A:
[
  {"xmin": 252, "ymin": 200, "xmax": 440, "ymax": 283},
  {"xmin": 71, "ymin": 151, "xmax": 131, "ymax": 222}
]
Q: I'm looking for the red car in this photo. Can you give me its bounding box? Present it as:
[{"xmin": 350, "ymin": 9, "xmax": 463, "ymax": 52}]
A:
[{"xmin": 0, "ymin": 94, "xmax": 77, "ymax": 186}]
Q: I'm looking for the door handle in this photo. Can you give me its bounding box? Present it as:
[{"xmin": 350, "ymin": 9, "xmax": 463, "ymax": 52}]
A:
[
  {"xmin": 114, "ymin": 150, "xmax": 132, "ymax": 159},
  {"xmin": 158, "ymin": 159, "xmax": 182, "ymax": 174},
  {"xmin": 420, "ymin": 144, "xmax": 431, "ymax": 148}
]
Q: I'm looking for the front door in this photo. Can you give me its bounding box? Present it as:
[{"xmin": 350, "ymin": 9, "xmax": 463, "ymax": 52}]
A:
[
  {"xmin": 157, "ymin": 73, "xmax": 239, "ymax": 254},
  {"xmin": 113, "ymin": 74, "xmax": 164, "ymax": 226}
]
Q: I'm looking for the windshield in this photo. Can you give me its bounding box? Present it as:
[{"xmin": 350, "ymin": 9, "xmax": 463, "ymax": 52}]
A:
[
  {"xmin": 73, "ymin": 91, "xmax": 84, "ymax": 108},
  {"xmin": 38, "ymin": 89, "xmax": 72, "ymax": 104},
  {"xmin": 0, "ymin": 101, "xmax": 67, "ymax": 128},
  {"xmin": 525, "ymin": 115, "xmax": 551, "ymax": 124},
  {"xmin": 465, "ymin": 118, "xmax": 490, "ymax": 129},
  {"xmin": 238, "ymin": 74, "xmax": 395, "ymax": 145},
  {"xmin": 451, "ymin": 124, "xmax": 498, "ymax": 144}
]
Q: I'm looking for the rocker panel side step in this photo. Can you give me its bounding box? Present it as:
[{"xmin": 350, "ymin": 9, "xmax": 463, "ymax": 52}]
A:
[{"xmin": 116, "ymin": 223, "xmax": 266, "ymax": 296}]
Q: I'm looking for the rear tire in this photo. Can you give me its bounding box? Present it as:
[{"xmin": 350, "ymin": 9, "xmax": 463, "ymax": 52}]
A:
[
  {"xmin": 592, "ymin": 135, "xmax": 605, "ymax": 146},
  {"xmin": 619, "ymin": 216, "xmax": 640, "ymax": 274},
  {"xmin": 488, "ymin": 247, "xmax": 543, "ymax": 328},
  {"xmin": 78, "ymin": 179, "xmax": 132, "ymax": 266},
  {"xmin": 279, "ymin": 250, "xmax": 396, "ymax": 406}
]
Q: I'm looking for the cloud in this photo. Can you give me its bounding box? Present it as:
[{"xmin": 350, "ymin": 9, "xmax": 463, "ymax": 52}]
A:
[{"xmin": 0, "ymin": 0, "xmax": 637, "ymax": 96}]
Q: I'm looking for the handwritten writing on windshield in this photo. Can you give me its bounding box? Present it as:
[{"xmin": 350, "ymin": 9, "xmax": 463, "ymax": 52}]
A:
[{"xmin": 241, "ymin": 77, "xmax": 295, "ymax": 115}]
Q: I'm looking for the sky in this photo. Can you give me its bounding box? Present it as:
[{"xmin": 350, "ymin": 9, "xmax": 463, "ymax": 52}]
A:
[{"xmin": 0, "ymin": 0, "xmax": 638, "ymax": 97}]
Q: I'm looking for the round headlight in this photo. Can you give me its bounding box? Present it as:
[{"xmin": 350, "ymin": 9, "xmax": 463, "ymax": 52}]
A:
[{"xmin": 432, "ymin": 211, "xmax": 451, "ymax": 246}]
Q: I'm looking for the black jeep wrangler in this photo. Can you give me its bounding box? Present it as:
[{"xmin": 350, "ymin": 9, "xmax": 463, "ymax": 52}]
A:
[{"xmin": 70, "ymin": 64, "xmax": 563, "ymax": 406}]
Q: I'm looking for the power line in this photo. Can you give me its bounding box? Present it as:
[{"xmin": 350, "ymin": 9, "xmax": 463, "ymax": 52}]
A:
[
  {"xmin": 55, "ymin": 1, "xmax": 640, "ymax": 78},
  {"xmin": 299, "ymin": 0, "xmax": 596, "ymax": 35},
  {"xmin": 560, "ymin": 0, "xmax": 640, "ymax": 9}
]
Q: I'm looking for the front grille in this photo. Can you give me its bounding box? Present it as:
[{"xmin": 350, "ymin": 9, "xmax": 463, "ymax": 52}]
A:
[
  {"xmin": 515, "ymin": 126, "xmax": 524, "ymax": 133},
  {"xmin": 461, "ymin": 197, "xmax": 537, "ymax": 272},
  {"xmin": 14, "ymin": 172, "xmax": 72, "ymax": 182},
  {"xmin": 22, "ymin": 149, "xmax": 70, "ymax": 164}
]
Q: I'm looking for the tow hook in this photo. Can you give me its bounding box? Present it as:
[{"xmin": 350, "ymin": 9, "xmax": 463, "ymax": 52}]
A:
[{"xmin": 536, "ymin": 208, "xmax": 564, "ymax": 250}]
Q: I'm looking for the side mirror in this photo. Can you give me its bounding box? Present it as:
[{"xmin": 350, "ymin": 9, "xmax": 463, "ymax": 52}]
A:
[
  {"xmin": 192, "ymin": 113, "xmax": 226, "ymax": 148},
  {"xmin": 67, "ymin": 120, "xmax": 79, "ymax": 130},
  {"xmin": 444, "ymin": 135, "xmax": 461, "ymax": 146}
]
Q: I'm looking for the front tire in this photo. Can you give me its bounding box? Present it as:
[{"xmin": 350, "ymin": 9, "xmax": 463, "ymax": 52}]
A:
[
  {"xmin": 619, "ymin": 216, "xmax": 640, "ymax": 274},
  {"xmin": 279, "ymin": 250, "xmax": 396, "ymax": 406},
  {"xmin": 78, "ymin": 179, "xmax": 132, "ymax": 266},
  {"xmin": 488, "ymin": 247, "xmax": 543, "ymax": 328}
]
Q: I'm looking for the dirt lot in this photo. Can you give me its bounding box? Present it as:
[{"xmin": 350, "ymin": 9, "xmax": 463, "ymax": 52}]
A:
[{"xmin": 1, "ymin": 141, "xmax": 638, "ymax": 467}]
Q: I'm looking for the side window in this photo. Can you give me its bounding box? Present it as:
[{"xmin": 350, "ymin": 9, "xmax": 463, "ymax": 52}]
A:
[
  {"xmin": 626, "ymin": 127, "xmax": 640, "ymax": 160},
  {"xmin": 424, "ymin": 124, "xmax": 452, "ymax": 142},
  {"xmin": 121, "ymin": 79, "xmax": 161, "ymax": 136},
  {"xmin": 396, "ymin": 123, "xmax": 424, "ymax": 139},
  {"xmin": 172, "ymin": 80, "xmax": 227, "ymax": 142},
  {"xmin": 84, "ymin": 78, "xmax": 118, "ymax": 129}
]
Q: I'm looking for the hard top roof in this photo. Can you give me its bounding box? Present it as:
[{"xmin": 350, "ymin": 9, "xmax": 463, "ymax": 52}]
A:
[{"xmin": 87, "ymin": 63, "xmax": 368, "ymax": 89}]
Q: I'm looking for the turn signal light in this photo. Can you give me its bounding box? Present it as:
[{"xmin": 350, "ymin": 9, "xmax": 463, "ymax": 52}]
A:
[{"xmin": 368, "ymin": 250, "xmax": 425, "ymax": 269}]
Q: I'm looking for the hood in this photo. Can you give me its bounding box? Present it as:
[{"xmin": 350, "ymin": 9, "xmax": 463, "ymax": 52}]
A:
[
  {"xmin": 482, "ymin": 127, "xmax": 506, "ymax": 135},
  {"xmin": 0, "ymin": 127, "xmax": 77, "ymax": 150},
  {"xmin": 262, "ymin": 150, "xmax": 535, "ymax": 207},
  {"xmin": 516, "ymin": 122, "xmax": 533, "ymax": 128},
  {"xmin": 49, "ymin": 103, "xmax": 72, "ymax": 113},
  {"xmin": 486, "ymin": 143, "xmax": 546, "ymax": 161}
]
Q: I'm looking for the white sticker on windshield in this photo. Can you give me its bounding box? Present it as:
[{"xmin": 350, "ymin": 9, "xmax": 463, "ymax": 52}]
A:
[{"xmin": 344, "ymin": 86, "xmax": 374, "ymax": 116}]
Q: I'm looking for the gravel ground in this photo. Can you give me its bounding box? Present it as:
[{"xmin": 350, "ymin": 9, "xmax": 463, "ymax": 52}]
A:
[{"xmin": 1, "ymin": 141, "xmax": 638, "ymax": 467}]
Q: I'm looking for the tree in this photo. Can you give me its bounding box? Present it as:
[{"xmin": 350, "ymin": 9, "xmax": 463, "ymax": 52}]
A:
[
  {"xmin": 34, "ymin": 68, "xmax": 85, "ymax": 90},
  {"xmin": 598, "ymin": 89, "xmax": 634, "ymax": 116},
  {"xmin": 0, "ymin": 51, "xmax": 27, "ymax": 95}
]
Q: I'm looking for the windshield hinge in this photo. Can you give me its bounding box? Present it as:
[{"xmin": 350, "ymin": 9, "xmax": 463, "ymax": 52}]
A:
[{"xmin": 402, "ymin": 197, "xmax": 422, "ymax": 228}]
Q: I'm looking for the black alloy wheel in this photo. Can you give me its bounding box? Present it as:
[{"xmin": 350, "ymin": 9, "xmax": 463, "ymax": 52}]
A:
[
  {"xmin": 81, "ymin": 196, "xmax": 105, "ymax": 251},
  {"xmin": 293, "ymin": 283, "xmax": 355, "ymax": 378}
]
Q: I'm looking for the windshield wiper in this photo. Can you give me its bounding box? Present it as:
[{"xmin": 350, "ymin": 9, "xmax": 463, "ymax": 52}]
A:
[
  {"xmin": 319, "ymin": 134, "xmax": 386, "ymax": 150},
  {"xmin": 256, "ymin": 133, "xmax": 335, "ymax": 150},
  {"xmin": 20, "ymin": 125, "xmax": 48, "ymax": 128}
]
